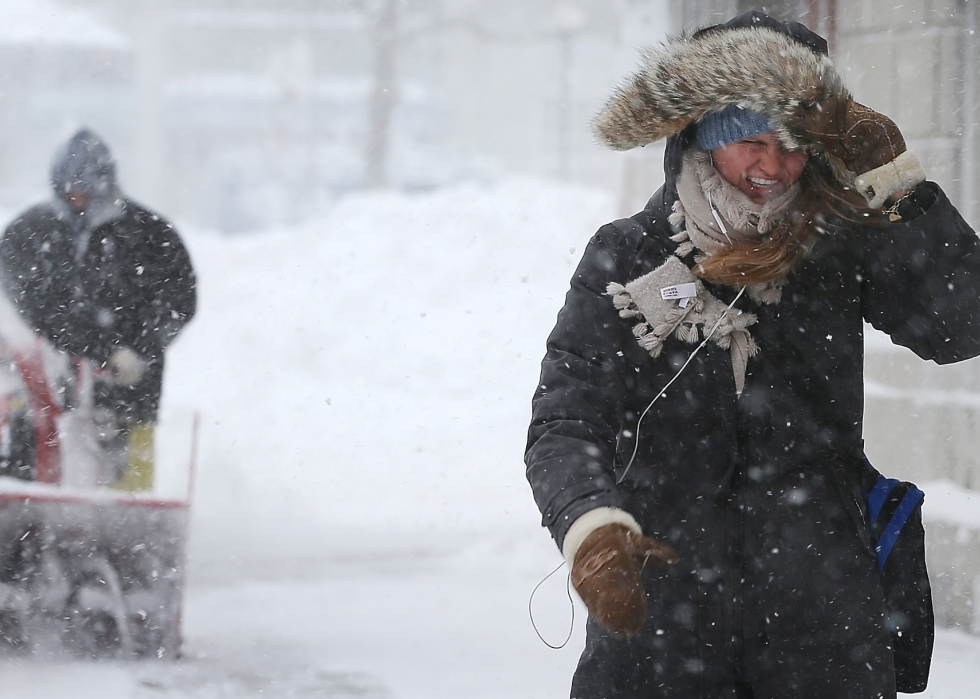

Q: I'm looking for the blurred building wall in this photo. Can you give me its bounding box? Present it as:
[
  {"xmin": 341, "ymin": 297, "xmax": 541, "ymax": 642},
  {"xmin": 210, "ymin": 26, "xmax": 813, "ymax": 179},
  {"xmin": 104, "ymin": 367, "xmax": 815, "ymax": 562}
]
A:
[
  {"xmin": 834, "ymin": 9, "xmax": 980, "ymax": 633},
  {"xmin": 68, "ymin": 0, "xmax": 392, "ymax": 232},
  {"xmin": 0, "ymin": 0, "xmax": 133, "ymax": 215},
  {"xmin": 836, "ymin": 0, "xmax": 979, "ymax": 225}
]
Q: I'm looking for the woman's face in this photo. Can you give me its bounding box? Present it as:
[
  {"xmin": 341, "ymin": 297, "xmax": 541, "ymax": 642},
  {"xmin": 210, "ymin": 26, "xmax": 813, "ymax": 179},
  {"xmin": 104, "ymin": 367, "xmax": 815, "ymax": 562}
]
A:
[{"xmin": 710, "ymin": 132, "xmax": 808, "ymax": 204}]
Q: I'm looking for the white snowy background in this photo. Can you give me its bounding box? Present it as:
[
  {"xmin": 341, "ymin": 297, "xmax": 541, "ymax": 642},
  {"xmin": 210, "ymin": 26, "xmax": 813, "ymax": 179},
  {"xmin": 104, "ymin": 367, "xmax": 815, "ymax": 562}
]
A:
[
  {"xmin": 0, "ymin": 0, "xmax": 974, "ymax": 695},
  {"xmin": 2, "ymin": 178, "xmax": 979, "ymax": 697}
]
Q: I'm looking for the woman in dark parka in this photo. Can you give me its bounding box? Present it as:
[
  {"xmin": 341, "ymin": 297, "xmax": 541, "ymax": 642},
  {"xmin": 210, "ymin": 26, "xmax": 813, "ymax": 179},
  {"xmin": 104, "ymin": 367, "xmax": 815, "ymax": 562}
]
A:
[{"xmin": 525, "ymin": 12, "xmax": 980, "ymax": 699}]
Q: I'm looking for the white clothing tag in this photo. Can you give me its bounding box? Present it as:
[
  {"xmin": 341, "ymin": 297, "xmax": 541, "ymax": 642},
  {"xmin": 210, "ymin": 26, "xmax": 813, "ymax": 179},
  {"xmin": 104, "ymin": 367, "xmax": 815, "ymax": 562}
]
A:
[{"xmin": 661, "ymin": 282, "xmax": 697, "ymax": 301}]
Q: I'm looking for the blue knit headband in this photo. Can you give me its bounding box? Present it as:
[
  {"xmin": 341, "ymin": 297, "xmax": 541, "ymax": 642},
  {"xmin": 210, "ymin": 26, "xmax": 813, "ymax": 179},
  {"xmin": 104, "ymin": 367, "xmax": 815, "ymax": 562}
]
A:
[{"xmin": 696, "ymin": 105, "xmax": 775, "ymax": 150}]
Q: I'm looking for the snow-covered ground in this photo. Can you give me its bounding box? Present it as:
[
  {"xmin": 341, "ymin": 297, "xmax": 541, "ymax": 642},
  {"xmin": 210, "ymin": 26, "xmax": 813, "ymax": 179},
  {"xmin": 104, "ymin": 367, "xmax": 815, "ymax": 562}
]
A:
[{"xmin": 3, "ymin": 178, "xmax": 980, "ymax": 696}]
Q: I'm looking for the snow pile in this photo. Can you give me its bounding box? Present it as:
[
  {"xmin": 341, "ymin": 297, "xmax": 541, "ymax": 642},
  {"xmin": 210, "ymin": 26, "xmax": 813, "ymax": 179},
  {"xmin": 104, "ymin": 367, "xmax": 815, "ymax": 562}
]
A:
[{"xmin": 160, "ymin": 178, "xmax": 613, "ymax": 565}]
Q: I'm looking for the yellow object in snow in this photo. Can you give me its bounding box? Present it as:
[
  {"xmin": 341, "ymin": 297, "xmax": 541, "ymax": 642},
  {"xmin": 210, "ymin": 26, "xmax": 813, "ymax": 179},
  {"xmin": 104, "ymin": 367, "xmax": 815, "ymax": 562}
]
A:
[{"xmin": 113, "ymin": 423, "xmax": 155, "ymax": 492}]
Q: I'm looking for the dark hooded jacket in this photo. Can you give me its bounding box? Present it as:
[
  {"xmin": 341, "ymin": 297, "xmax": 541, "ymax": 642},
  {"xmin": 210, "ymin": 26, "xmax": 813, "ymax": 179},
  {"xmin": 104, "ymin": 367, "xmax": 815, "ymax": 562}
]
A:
[
  {"xmin": 0, "ymin": 129, "xmax": 196, "ymax": 423},
  {"xmin": 525, "ymin": 13, "xmax": 980, "ymax": 698}
]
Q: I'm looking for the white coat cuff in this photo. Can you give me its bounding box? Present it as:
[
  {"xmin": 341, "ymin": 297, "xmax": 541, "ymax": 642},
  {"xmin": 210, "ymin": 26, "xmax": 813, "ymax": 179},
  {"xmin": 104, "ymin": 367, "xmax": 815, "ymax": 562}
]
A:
[
  {"xmin": 562, "ymin": 507, "xmax": 642, "ymax": 567},
  {"xmin": 855, "ymin": 150, "xmax": 927, "ymax": 208}
]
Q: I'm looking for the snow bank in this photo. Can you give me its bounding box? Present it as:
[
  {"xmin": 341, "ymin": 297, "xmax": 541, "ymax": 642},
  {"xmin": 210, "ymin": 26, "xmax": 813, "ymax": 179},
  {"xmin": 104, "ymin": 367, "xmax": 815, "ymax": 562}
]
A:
[{"xmin": 159, "ymin": 178, "xmax": 613, "ymax": 566}]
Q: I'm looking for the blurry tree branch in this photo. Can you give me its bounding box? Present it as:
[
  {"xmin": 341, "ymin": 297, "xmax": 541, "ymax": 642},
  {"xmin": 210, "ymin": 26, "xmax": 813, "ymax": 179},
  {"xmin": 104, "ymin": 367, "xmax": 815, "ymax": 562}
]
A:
[{"xmin": 365, "ymin": 0, "xmax": 399, "ymax": 188}]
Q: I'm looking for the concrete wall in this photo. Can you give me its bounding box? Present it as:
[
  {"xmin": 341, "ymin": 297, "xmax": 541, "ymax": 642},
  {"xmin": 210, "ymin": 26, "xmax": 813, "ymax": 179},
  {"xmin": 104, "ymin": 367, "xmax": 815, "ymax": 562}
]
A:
[
  {"xmin": 864, "ymin": 336, "xmax": 980, "ymax": 490},
  {"xmin": 843, "ymin": 0, "xmax": 980, "ymax": 633},
  {"xmin": 927, "ymin": 521, "xmax": 980, "ymax": 633},
  {"xmin": 836, "ymin": 0, "xmax": 979, "ymax": 222},
  {"xmin": 864, "ymin": 334, "xmax": 980, "ymax": 633}
]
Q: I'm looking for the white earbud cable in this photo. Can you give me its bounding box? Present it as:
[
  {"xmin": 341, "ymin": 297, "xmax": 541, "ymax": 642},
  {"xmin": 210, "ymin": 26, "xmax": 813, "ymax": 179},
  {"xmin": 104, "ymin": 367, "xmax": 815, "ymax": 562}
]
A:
[{"xmin": 616, "ymin": 285, "xmax": 746, "ymax": 484}]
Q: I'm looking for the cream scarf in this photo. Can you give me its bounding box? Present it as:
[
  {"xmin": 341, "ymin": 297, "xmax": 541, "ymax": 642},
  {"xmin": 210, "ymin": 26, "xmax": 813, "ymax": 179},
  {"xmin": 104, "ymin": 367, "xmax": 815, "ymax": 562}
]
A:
[
  {"xmin": 671, "ymin": 149, "xmax": 798, "ymax": 252},
  {"xmin": 607, "ymin": 150, "xmax": 801, "ymax": 395},
  {"xmin": 669, "ymin": 149, "xmax": 799, "ymax": 304}
]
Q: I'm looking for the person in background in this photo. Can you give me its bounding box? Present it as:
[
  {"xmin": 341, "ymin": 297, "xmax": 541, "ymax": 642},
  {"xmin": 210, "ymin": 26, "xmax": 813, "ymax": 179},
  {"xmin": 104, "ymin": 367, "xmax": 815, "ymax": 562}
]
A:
[
  {"xmin": 0, "ymin": 128, "xmax": 196, "ymax": 490},
  {"xmin": 525, "ymin": 11, "xmax": 980, "ymax": 699}
]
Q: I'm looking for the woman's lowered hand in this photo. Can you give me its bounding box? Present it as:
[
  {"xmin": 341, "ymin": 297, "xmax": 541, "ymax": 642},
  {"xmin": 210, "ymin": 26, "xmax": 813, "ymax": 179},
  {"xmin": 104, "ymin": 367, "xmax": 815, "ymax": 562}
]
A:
[{"xmin": 570, "ymin": 523, "xmax": 679, "ymax": 637}]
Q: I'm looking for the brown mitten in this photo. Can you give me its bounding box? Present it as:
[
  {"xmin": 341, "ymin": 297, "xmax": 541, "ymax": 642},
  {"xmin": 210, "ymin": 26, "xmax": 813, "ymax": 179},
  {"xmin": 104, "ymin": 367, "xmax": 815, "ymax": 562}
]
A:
[
  {"xmin": 570, "ymin": 523, "xmax": 678, "ymax": 637},
  {"xmin": 799, "ymin": 97, "xmax": 905, "ymax": 175},
  {"xmin": 797, "ymin": 97, "xmax": 925, "ymax": 207}
]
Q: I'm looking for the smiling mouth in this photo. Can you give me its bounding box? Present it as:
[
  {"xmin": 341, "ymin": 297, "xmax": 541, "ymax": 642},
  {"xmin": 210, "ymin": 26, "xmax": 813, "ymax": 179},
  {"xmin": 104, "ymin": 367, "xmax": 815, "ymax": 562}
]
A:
[{"xmin": 747, "ymin": 177, "xmax": 779, "ymax": 187}]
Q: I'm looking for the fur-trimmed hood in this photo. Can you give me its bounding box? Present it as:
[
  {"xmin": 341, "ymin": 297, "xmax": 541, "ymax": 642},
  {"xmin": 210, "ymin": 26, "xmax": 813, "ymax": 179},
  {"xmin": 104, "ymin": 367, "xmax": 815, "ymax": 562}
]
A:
[{"xmin": 593, "ymin": 11, "xmax": 849, "ymax": 153}]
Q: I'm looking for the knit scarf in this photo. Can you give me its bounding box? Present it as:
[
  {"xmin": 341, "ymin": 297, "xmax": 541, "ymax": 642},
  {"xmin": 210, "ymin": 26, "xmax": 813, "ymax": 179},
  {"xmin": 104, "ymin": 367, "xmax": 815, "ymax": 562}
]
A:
[
  {"xmin": 670, "ymin": 149, "xmax": 799, "ymax": 254},
  {"xmin": 656, "ymin": 149, "xmax": 799, "ymax": 392},
  {"xmin": 607, "ymin": 150, "xmax": 805, "ymax": 395},
  {"xmin": 669, "ymin": 149, "xmax": 799, "ymax": 305}
]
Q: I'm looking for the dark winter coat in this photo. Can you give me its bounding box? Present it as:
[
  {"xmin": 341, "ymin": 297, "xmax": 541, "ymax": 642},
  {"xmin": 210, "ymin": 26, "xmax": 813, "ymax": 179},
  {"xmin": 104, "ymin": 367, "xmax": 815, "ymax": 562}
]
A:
[
  {"xmin": 525, "ymin": 14, "xmax": 980, "ymax": 698},
  {"xmin": 0, "ymin": 199, "xmax": 196, "ymax": 423}
]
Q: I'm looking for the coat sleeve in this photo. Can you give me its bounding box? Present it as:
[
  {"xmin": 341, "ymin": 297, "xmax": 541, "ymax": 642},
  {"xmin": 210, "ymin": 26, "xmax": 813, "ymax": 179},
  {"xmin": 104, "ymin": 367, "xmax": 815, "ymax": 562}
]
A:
[
  {"xmin": 0, "ymin": 207, "xmax": 69, "ymax": 346},
  {"xmin": 0, "ymin": 216, "xmax": 36, "ymax": 315},
  {"xmin": 859, "ymin": 182, "xmax": 980, "ymax": 363},
  {"xmin": 125, "ymin": 212, "xmax": 196, "ymax": 360},
  {"xmin": 525, "ymin": 220, "xmax": 660, "ymax": 548}
]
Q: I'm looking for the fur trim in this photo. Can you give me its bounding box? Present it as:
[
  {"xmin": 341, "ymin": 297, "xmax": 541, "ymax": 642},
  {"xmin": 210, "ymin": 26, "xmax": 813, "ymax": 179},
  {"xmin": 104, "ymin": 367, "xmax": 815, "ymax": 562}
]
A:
[
  {"xmin": 562, "ymin": 506, "xmax": 642, "ymax": 566},
  {"xmin": 854, "ymin": 150, "xmax": 927, "ymax": 208},
  {"xmin": 593, "ymin": 26, "xmax": 849, "ymax": 151}
]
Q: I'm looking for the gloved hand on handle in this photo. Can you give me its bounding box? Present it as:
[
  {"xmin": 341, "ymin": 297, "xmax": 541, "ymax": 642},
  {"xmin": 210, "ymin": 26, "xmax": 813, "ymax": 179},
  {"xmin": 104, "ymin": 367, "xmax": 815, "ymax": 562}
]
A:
[
  {"xmin": 566, "ymin": 515, "xmax": 679, "ymax": 638},
  {"xmin": 108, "ymin": 346, "xmax": 145, "ymax": 387},
  {"xmin": 797, "ymin": 97, "xmax": 926, "ymax": 208}
]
